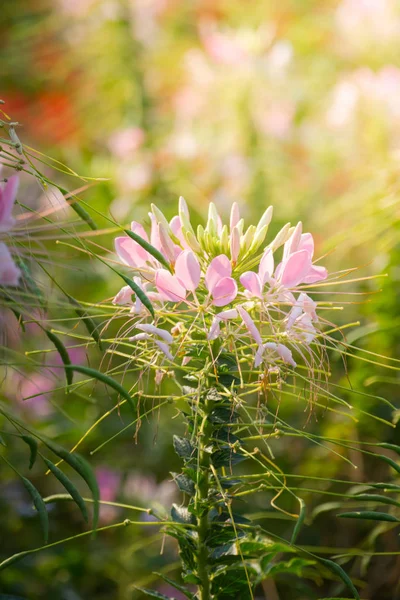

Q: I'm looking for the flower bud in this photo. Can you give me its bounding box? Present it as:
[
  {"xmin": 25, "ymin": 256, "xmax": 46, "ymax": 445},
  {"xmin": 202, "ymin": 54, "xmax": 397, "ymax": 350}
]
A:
[
  {"xmin": 255, "ymin": 206, "xmax": 273, "ymax": 234},
  {"xmin": 205, "ymin": 202, "xmax": 219, "ymax": 237},
  {"xmin": 270, "ymin": 222, "xmax": 291, "ymax": 252}
]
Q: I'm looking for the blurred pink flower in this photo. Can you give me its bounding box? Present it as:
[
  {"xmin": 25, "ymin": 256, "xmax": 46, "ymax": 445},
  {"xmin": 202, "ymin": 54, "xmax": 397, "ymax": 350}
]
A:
[
  {"xmin": 200, "ymin": 26, "xmax": 250, "ymax": 66},
  {"xmin": 96, "ymin": 467, "xmax": 121, "ymax": 524},
  {"xmin": 108, "ymin": 127, "xmax": 145, "ymax": 159},
  {"xmin": 0, "ymin": 243, "xmax": 21, "ymax": 287},
  {"xmin": 336, "ymin": 0, "xmax": 400, "ymax": 47}
]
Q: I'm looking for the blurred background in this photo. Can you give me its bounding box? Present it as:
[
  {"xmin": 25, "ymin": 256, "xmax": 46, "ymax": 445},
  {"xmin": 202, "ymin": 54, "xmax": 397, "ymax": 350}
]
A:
[{"xmin": 1, "ymin": 1, "xmax": 400, "ymax": 598}]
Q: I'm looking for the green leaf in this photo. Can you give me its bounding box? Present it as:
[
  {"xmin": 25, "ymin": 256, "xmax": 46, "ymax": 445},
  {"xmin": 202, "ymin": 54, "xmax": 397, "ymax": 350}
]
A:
[
  {"xmin": 38, "ymin": 438, "xmax": 99, "ymax": 531},
  {"xmin": 42, "ymin": 457, "xmax": 88, "ymax": 523},
  {"xmin": 353, "ymin": 493, "xmax": 400, "ymax": 509},
  {"xmin": 338, "ymin": 511, "xmax": 400, "ymax": 523},
  {"xmin": 171, "ymin": 504, "xmax": 195, "ymax": 525},
  {"xmin": 66, "ymin": 364, "xmax": 136, "ymax": 414},
  {"xmin": 43, "ymin": 329, "xmax": 72, "ymax": 386},
  {"xmin": 211, "ymin": 448, "xmax": 246, "ymax": 468},
  {"xmin": 134, "ymin": 588, "xmax": 176, "ymax": 600},
  {"xmin": 67, "ymin": 295, "xmax": 103, "ymax": 350},
  {"xmin": 0, "ymin": 434, "xmax": 6, "ymax": 446},
  {"xmin": 377, "ymin": 442, "xmax": 400, "ymax": 455},
  {"xmin": 173, "ymin": 436, "xmax": 193, "ymax": 459},
  {"xmin": 21, "ymin": 435, "xmax": 38, "ymax": 469},
  {"xmin": 319, "ymin": 558, "xmax": 360, "ymax": 600},
  {"xmin": 124, "ymin": 229, "xmax": 172, "ymax": 272},
  {"xmin": 154, "ymin": 573, "xmax": 194, "ymax": 599},
  {"xmin": 120, "ymin": 274, "xmax": 155, "ymax": 318},
  {"xmin": 291, "ymin": 498, "xmax": 306, "ymax": 544},
  {"xmin": 21, "ymin": 477, "xmax": 49, "ymax": 543},
  {"xmin": 172, "ymin": 473, "xmax": 195, "ymax": 495}
]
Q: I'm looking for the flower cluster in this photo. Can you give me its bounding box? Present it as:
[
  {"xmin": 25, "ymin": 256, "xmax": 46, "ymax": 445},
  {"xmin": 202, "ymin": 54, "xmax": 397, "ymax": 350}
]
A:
[
  {"xmin": 113, "ymin": 198, "xmax": 328, "ymax": 374},
  {"xmin": 0, "ymin": 174, "xmax": 21, "ymax": 287}
]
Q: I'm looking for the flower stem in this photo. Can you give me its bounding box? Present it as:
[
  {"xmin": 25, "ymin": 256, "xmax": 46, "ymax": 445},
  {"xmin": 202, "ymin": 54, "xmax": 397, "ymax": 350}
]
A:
[{"xmin": 196, "ymin": 409, "xmax": 211, "ymax": 600}]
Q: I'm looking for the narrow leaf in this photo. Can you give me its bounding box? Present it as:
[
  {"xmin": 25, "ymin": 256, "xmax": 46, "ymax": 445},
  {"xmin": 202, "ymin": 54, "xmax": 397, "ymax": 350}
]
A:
[
  {"xmin": 66, "ymin": 364, "xmax": 136, "ymax": 414},
  {"xmin": 38, "ymin": 437, "xmax": 99, "ymax": 531},
  {"xmin": 43, "ymin": 329, "xmax": 72, "ymax": 386},
  {"xmin": 42, "ymin": 457, "xmax": 88, "ymax": 522},
  {"xmin": 21, "ymin": 435, "xmax": 38, "ymax": 469},
  {"xmin": 291, "ymin": 498, "xmax": 306, "ymax": 544},
  {"xmin": 338, "ymin": 511, "xmax": 400, "ymax": 523},
  {"xmin": 21, "ymin": 477, "xmax": 49, "ymax": 543},
  {"xmin": 319, "ymin": 558, "xmax": 360, "ymax": 600},
  {"xmin": 353, "ymin": 493, "xmax": 400, "ymax": 509},
  {"xmin": 124, "ymin": 229, "xmax": 172, "ymax": 272},
  {"xmin": 154, "ymin": 573, "xmax": 194, "ymax": 599},
  {"xmin": 120, "ymin": 274, "xmax": 155, "ymax": 318}
]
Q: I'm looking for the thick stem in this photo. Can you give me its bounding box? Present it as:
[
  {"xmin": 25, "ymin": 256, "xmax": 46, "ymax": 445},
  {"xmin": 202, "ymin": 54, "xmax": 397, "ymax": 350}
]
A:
[{"xmin": 196, "ymin": 411, "xmax": 212, "ymax": 600}]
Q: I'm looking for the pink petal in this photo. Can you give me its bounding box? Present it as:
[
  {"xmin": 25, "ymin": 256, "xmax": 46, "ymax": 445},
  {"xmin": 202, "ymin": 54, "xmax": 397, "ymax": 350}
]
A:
[
  {"xmin": 155, "ymin": 340, "xmax": 173, "ymax": 360},
  {"xmin": 0, "ymin": 176, "xmax": 18, "ymax": 231},
  {"xmin": 298, "ymin": 233, "xmax": 314, "ymax": 258},
  {"xmin": 279, "ymin": 250, "xmax": 311, "ymax": 288},
  {"xmin": 115, "ymin": 235, "xmax": 149, "ymax": 268},
  {"xmin": 155, "ymin": 269, "xmax": 186, "ymax": 302},
  {"xmin": 212, "ymin": 277, "xmax": 237, "ymax": 307},
  {"xmin": 131, "ymin": 221, "xmax": 149, "ymax": 242},
  {"xmin": 149, "ymin": 213, "xmax": 162, "ymax": 252},
  {"xmin": 303, "ymin": 265, "xmax": 328, "ymax": 283},
  {"xmin": 237, "ymin": 306, "xmax": 263, "ymax": 345},
  {"xmin": 282, "ymin": 222, "xmax": 302, "ymax": 262},
  {"xmin": 240, "ymin": 271, "xmax": 262, "ymax": 298},
  {"xmin": 0, "ymin": 243, "xmax": 21, "ymax": 287},
  {"xmin": 230, "ymin": 202, "xmax": 240, "ymax": 231},
  {"xmin": 175, "ymin": 250, "xmax": 200, "ymax": 291},
  {"xmin": 170, "ymin": 215, "xmax": 190, "ymax": 249},
  {"xmin": 205, "ymin": 254, "xmax": 232, "ymax": 293},
  {"xmin": 286, "ymin": 305, "xmax": 303, "ymax": 329},
  {"xmin": 230, "ymin": 226, "xmax": 240, "ymax": 263},
  {"xmin": 158, "ymin": 222, "xmax": 176, "ymax": 263},
  {"xmin": 208, "ymin": 317, "xmax": 221, "ymax": 340},
  {"xmin": 136, "ymin": 324, "xmax": 173, "ymax": 343},
  {"xmin": 259, "ymin": 248, "xmax": 274, "ymax": 285},
  {"xmin": 112, "ymin": 285, "xmax": 133, "ymax": 305},
  {"xmin": 276, "ymin": 344, "xmax": 297, "ymax": 368}
]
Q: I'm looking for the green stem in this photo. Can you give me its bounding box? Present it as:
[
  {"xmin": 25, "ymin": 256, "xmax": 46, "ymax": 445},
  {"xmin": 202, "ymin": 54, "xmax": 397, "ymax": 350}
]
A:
[{"xmin": 196, "ymin": 411, "xmax": 211, "ymax": 600}]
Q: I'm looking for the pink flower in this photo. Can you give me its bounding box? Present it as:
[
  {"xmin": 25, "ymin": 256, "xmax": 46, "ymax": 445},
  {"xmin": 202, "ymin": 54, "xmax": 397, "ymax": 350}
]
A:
[
  {"xmin": 205, "ymin": 255, "xmax": 238, "ymax": 307},
  {"xmin": 240, "ymin": 248, "xmax": 274, "ymax": 299},
  {"xmin": 108, "ymin": 127, "xmax": 145, "ymax": 159},
  {"xmin": 0, "ymin": 176, "xmax": 18, "ymax": 232},
  {"xmin": 155, "ymin": 250, "xmax": 201, "ymax": 303},
  {"xmin": 0, "ymin": 243, "xmax": 21, "ymax": 287}
]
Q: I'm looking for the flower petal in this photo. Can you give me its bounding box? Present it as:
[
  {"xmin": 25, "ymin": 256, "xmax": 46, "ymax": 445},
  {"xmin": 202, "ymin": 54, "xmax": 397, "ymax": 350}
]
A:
[
  {"xmin": 115, "ymin": 233, "xmax": 149, "ymax": 268},
  {"xmin": 0, "ymin": 242, "xmax": 21, "ymax": 287},
  {"xmin": 205, "ymin": 254, "xmax": 232, "ymax": 293},
  {"xmin": 155, "ymin": 269, "xmax": 186, "ymax": 302},
  {"xmin": 155, "ymin": 340, "xmax": 173, "ymax": 360},
  {"xmin": 136, "ymin": 324, "xmax": 173, "ymax": 343},
  {"xmin": 230, "ymin": 225, "xmax": 240, "ymax": 263},
  {"xmin": 212, "ymin": 277, "xmax": 237, "ymax": 307},
  {"xmin": 0, "ymin": 176, "xmax": 18, "ymax": 232},
  {"xmin": 237, "ymin": 306, "xmax": 263, "ymax": 345},
  {"xmin": 303, "ymin": 265, "xmax": 328, "ymax": 283},
  {"xmin": 112, "ymin": 285, "xmax": 133, "ymax": 305},
  {"xmin": 240, "ymin": 271, "xmax": 262, "ymax": 298},
  {"xmin": 279, "ymin": 250, "xmax": 311, "ymax": 288},
  {"xmin": 259, "ymin": 248, "xmax": 274, "ymax": 285},
  {"xmin": 298, "ymin": 232, "xmax": 314, "ymax": 258},
  {"xmin": 276, "ymin": 343, "xmax": 297, "ymax": 367},
  {"xmin": 175, "ymin": 250, "xmax": 200, "ymax": 291},
  {"xmin": 230, "ymin": 202, "xmax": 240, "ymax": 231}
]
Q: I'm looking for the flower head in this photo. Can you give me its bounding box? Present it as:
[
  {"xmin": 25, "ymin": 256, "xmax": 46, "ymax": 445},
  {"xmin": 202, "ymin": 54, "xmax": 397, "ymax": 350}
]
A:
[{"xmin": 112, "ymin": 198, "xmax": 328, "ymax": 376}]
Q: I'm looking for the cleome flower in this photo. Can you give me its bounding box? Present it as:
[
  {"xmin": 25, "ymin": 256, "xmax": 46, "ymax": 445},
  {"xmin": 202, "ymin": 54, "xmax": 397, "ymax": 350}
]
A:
[{"xmin": 112, "ymin": 198, "xmax": 328, "ymax": 374}]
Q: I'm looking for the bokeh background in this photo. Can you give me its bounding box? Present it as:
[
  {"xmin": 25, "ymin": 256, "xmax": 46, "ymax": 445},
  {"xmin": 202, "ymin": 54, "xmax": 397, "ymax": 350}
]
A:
[{"xmin": 1, "ymin": 1, "xmax": 400, "ymax": 599}]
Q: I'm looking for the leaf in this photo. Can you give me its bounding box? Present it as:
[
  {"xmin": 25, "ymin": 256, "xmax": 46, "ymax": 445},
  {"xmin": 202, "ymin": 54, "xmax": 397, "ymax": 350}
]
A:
[
  {"xmin": 154, "ymin": 573, "xmax": 194, "ymax": 599},
  {"xmin": 42, "ymin": 457, "xmax": 88, "ymax": 523},
  {"xmin": 20, "ymin": 435, "xmax": 38, "ymax": 469},
  {"xmin": 38, "ymin": 438, "xmax": 99, "ymax": 531},
  {"xmin": 211, "ymin": 448, "xmax": 246, "ymax": 468},
  {"xmin": 338, "ymin": 511, "xmax": 400, "ymax": 523},
  {"xmin": 67, "ymin": 295, "xmax": 103, "ymax": 350},
  {"xmin": 66, "ymin": 364, "xmax": 136, "ymax": 414},
  {"xmin": 377, "ymin": 442, "xmax": 400, "ymax": 455},
  {"xmin": 172, "ymin": 473, "xmax": 195, "ymax": 495},
  {"xmin": 319, "ymin": 558, "xmax": 360, "ymax": 600},
  {"xmin": 43, "ymin": 329, "xmax": 72, "ymax": 386},
  {"xmin": 124, "ymin": 229, "xmax": 172, "ymax": 272},
  {"xmin": 173, "ymin": 436, "xmax": 194, "ymax": 459},
  {"xmin": 171, "ymin": 504, "xmax": 195, "ymax": 525},
  {"xmin": 210, "ymin": 542, "xmax": 238, "ymax": 561},
  {"xmin": 291, "ymin": 498, "xmax": 306, "ymax": 544},
  {"xmin": 353, "ymin": 493, "xmax": 400, "ymax": 509},
  {"xmin": 21, "ymin": 477, "xmax": 49, "ymax": 543},
  {"xmin": 120, "ymin": 273, "xmax": 155, "ymax": 318},
  {"xmin": 0, "ymin": 434, "xmax": 6, "ymax": 446},
  {"xmin": 134, "ymin": 587, "xmax": 176, "ymax": 600},
  {"xmin": 376, "ymin": 454, "xmax": 400, "ymax": 476}
]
